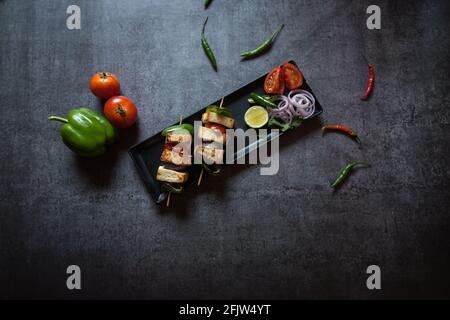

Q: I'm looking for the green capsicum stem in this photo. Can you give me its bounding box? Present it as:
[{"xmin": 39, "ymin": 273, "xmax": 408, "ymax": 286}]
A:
[{"xmin": 48, "ymin": 116, "xmax": 69, "ymax": 123}]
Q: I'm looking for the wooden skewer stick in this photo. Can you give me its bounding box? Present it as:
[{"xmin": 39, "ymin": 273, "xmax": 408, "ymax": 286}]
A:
[
  {"xmin": 197, "ymin": 168, "xmax": 204, "ymax": 186},
  {"xmin": 166, "ymin": 115, "xmax": 184, "ymax": 207},
  {"xmin": 198, "ymin": 97, "xmax": 225, "ymax": 187},
  {"xmin": 166, "ymin": 191, "xmax": 171, "ymax": 207}
]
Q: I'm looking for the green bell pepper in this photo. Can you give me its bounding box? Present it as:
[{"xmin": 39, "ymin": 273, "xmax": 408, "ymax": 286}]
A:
[
  {"xmin": 206, "ymin": 105, "xmax": 233, "ymax": 117},
  {"xmin": 48, "ymin": 107, "xmax": 116, "ymax": 157},
  {"xmin": 201, "ymin": 163, "xmax": 222, "ymax": 176},
  {"xmin": 161, "ymin": 124, "xmax": 194, "ymax": 137},
  {"xmin": 161, "ymin": 183, "xmax": 184, "ymax": 194}
]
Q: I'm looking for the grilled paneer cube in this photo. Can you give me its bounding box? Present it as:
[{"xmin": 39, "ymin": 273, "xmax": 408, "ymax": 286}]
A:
[
  {"xmin": 165, "ymin": 132, "xmax": 192, "ymax": 144},
  {"xmin": 156, "ymin": 166, "xmax": 189, "ymax": 184},
  {"xmin": 198, "ymin": 126, "xmax": 227, "ymax": 144},
  {"xmin": 160, "ymin": 147, "xmax": 192, "ymax": 166},
  {"xmin": 194, "ymin": 145, "xmax": 224, "ymax": 164},
  {"xmin": 201, "ymin": 111, "xmax": 235, "ymax": 129}
]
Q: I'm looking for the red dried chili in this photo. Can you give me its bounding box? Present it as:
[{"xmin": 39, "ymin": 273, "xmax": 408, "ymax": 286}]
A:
[
  {"xmin": 322, "ymin": 125, "xmax": 361, "ymax": 144},
  {"xmin": 361, "ymin": 55, "xmax": 374, "ymax": 100}
]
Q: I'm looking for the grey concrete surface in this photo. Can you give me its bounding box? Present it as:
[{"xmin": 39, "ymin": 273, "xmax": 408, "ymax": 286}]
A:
[{"xmin": 0, "ymin": 0, "xmax": 449, "ymax": 299}]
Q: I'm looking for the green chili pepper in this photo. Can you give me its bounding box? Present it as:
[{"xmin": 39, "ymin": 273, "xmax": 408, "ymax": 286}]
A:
[
  {"xmin": 204, "ymin": 0, "xmax": 213, "ymax": 9},
  {"xmin": 161, "ymin": 183, "xmax": 184, "ymax": 194},
  {"xmin": 161, "ymin": 124, "xmax": 194, "ymax": 137},
  {"xmin": 248, "ymin": 95, "xmax": 278, "ymax": 105},
  {"xmin": 240, "ymin": 24, "xmax": 284, "ymax": 58},
  {"xmin": 206, "ymin": 105, "xmax": 233, "ymax": 117},
  {"xmin": 202, "ymin": 163, "xmax": 222, "ymax": 176},
  {"xmin": 249, "ymin": 93, "xmax": 278, "ymax": 109},
  {"xmin": 331, "ymin": 162, "xmax": 370, "ymax": 189},
  {"xmin": 201, "ymin": 17, "xmax": 217, "ymax": 71}
]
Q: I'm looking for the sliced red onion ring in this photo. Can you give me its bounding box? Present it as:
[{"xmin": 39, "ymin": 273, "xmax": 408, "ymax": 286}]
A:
[
  {"xmin": 270, "ymin": 96, "xmax": 292, "ymax": 124},
  {"xmin": 288, "ymin": 89, "xmax": 315, "ymax": 119},
  {"xmin": 268, "ymin": 89, "xmax": 316, "ymax": 125}
]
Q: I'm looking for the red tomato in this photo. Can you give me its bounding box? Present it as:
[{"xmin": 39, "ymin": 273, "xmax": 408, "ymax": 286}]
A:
[
  {"xmin": 89, "ymin": 72, "xmax": 121, "ymax": 99},
  {"xmin": 205, "ymin": 122, "xmax": 226, "ymax": 134},
  {"xmin": 264, "ymin": 67, "xmax": 285, "ymax": 94},
  {"xmin": 103, "ymin": 96, "xmax": 138, "ymax": 129},
  {"xmin": 282, "ymin": 63, "xmax": 304, "ymax": 90},
  {"xmin": 164, "ymin": 143, "xmax": 175, "ymax": 151}
]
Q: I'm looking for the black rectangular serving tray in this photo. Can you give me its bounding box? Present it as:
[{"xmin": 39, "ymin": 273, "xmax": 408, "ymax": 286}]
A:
[{"xmin": 129, "ymin": 60, "xmax": 323, "ymax": 204}]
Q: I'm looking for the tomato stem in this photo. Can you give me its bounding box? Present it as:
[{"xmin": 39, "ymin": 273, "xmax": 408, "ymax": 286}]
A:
[
  {"xmin": 99, "ymin": 72, "xmax": 111, "ymax": 79},
  {"xmin": 115, "ymin": 105, "xmax": 126, "ymax": 117}
]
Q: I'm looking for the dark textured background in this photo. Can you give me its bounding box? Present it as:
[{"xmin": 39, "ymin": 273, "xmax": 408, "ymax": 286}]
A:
[{"xmin": 1, "ymin": 0, "xmax": 449, "ymax": 299}]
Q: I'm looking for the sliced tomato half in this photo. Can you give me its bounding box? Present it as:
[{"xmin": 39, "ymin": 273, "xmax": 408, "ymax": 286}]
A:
[
  {"xmin": 264, "ymin": 66, "xmax": 285, "ymax": 95},
  {"xmin": 282, "ymin": 63, "xmax": 304, "ymax": 90}
]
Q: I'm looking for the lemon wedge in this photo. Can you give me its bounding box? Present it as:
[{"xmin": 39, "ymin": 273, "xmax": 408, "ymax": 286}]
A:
[{"xmin": 244, "ymin": 105, "xmax": 269, "ymax": 128}]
